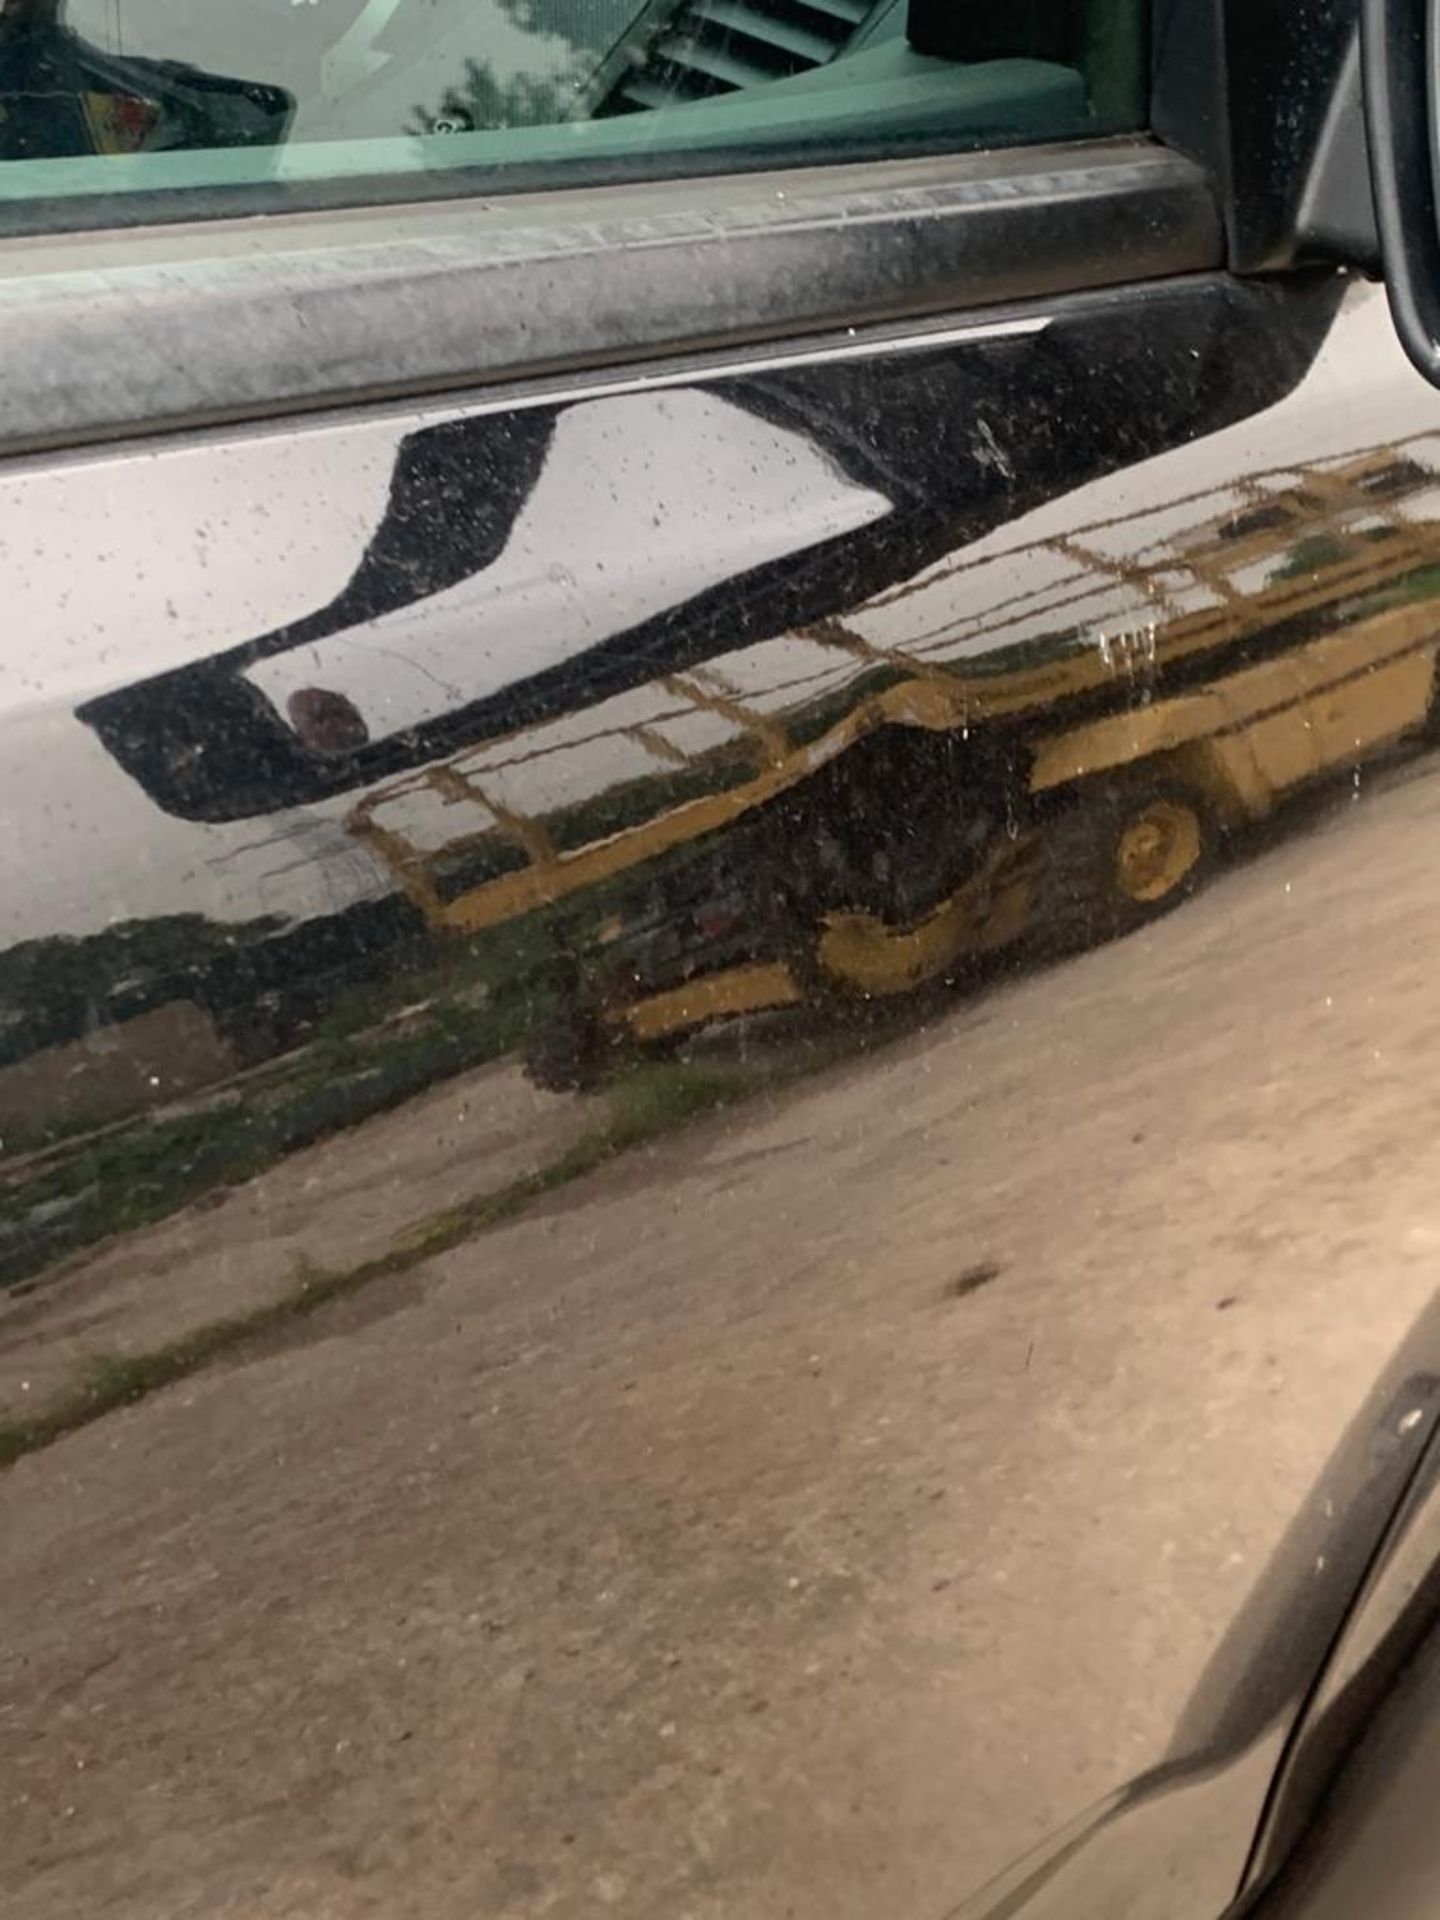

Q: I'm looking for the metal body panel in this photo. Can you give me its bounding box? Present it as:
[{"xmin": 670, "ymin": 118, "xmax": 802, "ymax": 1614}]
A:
[{"xmin": 6, "ymin": 255, "xmax": 1440, "ymax": 1920}]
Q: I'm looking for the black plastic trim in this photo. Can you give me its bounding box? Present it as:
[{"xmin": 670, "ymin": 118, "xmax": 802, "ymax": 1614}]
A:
[
  {"xmin": 1361, "ymin": 0, "xmax": 1440, "ymax": 382},
  {"xmin": 0, "ymin": 138, "xmax": 1220, "ymax": 457},
  {"xmin": 1155, "ymin": 0, "xmax": 1376, "ymax": 276},
  {"xmin": 1296, "ymin": 31, "xmax": 1381, "ymax": 272},
  {"xmin": 1255, "ymin": 1616, "xmax": 1440, "ymax": 1918}
]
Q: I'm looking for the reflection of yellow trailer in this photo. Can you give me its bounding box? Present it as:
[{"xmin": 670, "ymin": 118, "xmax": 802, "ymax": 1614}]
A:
[
  {"xmin": 348, "ymin": 444, "xmax": 1440, "ymax": 1083},
  {"xmin": 822, "ymin": 593, "xmax": 1440, "ymax": 983}
]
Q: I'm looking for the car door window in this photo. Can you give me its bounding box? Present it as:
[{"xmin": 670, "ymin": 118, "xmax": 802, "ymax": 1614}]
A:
[{"xmin": 0, "ymin": 0, "xmax": 1147, "ymax": 216}]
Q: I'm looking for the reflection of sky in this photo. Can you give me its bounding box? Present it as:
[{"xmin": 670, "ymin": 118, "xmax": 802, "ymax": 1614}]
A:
[
  {"xmin": 859, "ymin": 286, "xmax": 1440, "ymax": 657},
  {"xmin": 376, "ymin": 684, "xmax": 695, "ymax": 847},
  {"xmin": 369, "ymin": 636, "xmax": 870, "ymax": 845},
  {"xmin": 61, "ymin": 0, "xmax": 647, "ymax": 141},
  {"xmin": 0, "ymin": 703, "xmax": 389, "ymax": 946},
  {"xmin": 376, "ymin": 642, "xmax": 870, "ymax": 840},
  {"xmin": 0, "ymin": 382, "xmax": 887, "ymax": 944},
  {"xmin": 6, "ymin": 280, "xmax": 1440, "ymax": 949},
  {"xmin": 246, "ymin": 390, "xmax": 889, "ymax": 741},
  {"xmin": 0, "ymin": 420, "xmax": 395, "ymax": 709},
  {"xmin": 0, "ymin": 404, "xmax": 402, "ymax": 944}
]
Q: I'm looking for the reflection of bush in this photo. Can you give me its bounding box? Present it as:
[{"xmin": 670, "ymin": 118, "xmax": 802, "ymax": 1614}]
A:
[
  {"xmin": 1268, "ymin": 533, "xmax": 1354, "ymax": 584},
  {"xmin": 431, "ymin": 833, "xmax": 532, "ymax": 905},
  {"xmin": 0, "ymin": 913, "xmax": 284, "ymax": 1069},
  {"xmin": 413, "ymin": 59, "xmax": 576, "ymax": 135},
  {"xmin": 0, "ymin": 908, "xmax": 567, "ymax": 1286},
  {"xmin": 0, "ymin": 898, "xmax": 444, "ymax": 1075}
]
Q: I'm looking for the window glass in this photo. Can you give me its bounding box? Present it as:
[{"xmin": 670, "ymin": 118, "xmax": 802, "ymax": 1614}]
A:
[{"xmin": 0, "ymin": 0, "xmax": 1147, "ymax": 218}]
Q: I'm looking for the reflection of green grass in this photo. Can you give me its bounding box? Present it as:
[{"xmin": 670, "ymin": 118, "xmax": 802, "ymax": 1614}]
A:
[
  {"xmin": 1353, "ymin": 559, "xmax": 1440, "ymax": 615},
  {"xmin": 0, "ymin": 1057, "xmax": 761, "ymax": 1469},
  {"xmin": 1268, "ymin": 533, "xmax": 1351, "ymax": 584},
  {"xmin": 1, "ymin": 917, "xmax": 563, "ymax": 1290},
  {"xmin": 1, "ymin": 1008, "xmax": 511, "ymax": 1252},
  {"xmin": 393, "ymin": 1058, "xmax": 746, "ymax": 1259}
]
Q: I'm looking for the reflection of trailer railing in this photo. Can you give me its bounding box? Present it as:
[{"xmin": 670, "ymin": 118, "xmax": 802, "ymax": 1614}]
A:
[
  {"xmin": 349, "ymin": 440, "xmax": 1440, "ymax": 935},
  {"xmin": 862, "ymin": 439, "xmax": 1440, "ymax": 670}
]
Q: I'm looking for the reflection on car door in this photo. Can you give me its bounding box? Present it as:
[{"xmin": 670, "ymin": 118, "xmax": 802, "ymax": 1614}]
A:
[{"xmin": 6, "ymin": 235, "xmax": 1440, "ymax": 1920}]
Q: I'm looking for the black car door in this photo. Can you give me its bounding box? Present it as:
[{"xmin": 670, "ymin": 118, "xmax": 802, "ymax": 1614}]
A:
[{"xmin": 5, "ymin": 4, "xmax": 1440, "ymax": 1917}]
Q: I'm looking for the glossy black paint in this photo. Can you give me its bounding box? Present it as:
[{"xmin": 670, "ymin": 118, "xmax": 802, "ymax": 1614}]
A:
[
  {"xmin": 9, "ymin": 258, "xmax": 1440, "ymax": 1917},
  {"xmin": 7, "ymin": 15, "xmax": 1440, "ymax": 1916},
  {"xmin": 82, "ymin": 274, "xmax": 1341, "ymax": 822}
]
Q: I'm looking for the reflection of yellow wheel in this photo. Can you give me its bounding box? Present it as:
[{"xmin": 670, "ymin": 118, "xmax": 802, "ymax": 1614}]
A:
[
  {"xmin": 1114, "ymin": 798, "xmax": 1203, "ymax": 904},
  {"xmin": 1032, "ymin": 773, "xmax": 1215, "ymax": 952}
]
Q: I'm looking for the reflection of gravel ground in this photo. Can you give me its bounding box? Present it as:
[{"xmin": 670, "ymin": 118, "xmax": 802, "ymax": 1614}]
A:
[{"xmin": 0, "ymin": 1010, "xmax": 525, "ymax": 1292}]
